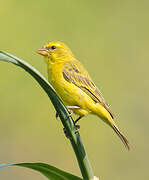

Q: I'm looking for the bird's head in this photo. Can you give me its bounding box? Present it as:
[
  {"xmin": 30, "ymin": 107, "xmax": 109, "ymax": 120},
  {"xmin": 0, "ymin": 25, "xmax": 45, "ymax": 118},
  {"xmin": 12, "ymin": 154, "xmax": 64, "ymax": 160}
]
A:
[{"xmin": 37, "ymin": 41, "xmax": 74, "ymax": 63}]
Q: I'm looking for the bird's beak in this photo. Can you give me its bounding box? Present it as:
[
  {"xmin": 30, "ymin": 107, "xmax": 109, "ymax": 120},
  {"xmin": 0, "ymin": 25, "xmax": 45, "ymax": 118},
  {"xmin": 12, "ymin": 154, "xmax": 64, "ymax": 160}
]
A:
[{"xmin": 37, "ymin": 47, "xmax": 49, "ymax": 56}]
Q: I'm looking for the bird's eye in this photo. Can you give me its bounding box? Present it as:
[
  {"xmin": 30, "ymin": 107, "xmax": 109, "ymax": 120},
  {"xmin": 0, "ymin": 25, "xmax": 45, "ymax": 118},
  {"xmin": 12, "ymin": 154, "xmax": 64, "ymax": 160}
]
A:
[{"xmin": 51, "ymin": 46, "xmax": 56, "ymax": 50}]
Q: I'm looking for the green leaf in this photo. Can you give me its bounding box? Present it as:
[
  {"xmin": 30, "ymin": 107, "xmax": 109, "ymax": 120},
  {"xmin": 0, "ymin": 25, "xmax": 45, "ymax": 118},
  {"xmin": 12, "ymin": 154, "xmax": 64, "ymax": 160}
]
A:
[
  {"xmin": 0, "ymin": 162, "xmax": 82, "ymax": 180},
  {"xmin": 0, "ymin": 51, "xmax": 94, "ymax": 180}
]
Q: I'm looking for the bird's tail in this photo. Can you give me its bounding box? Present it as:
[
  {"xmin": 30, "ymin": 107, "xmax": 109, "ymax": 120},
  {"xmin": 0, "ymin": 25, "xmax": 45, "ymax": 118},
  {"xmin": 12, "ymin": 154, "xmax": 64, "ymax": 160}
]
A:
[
  {"xmin": 95, "ymin": 105, "xmax": 130, "ymax": 150},
  {"xmin": 110, "ymin": 122, "xmax": 130, "ymax": 150}
]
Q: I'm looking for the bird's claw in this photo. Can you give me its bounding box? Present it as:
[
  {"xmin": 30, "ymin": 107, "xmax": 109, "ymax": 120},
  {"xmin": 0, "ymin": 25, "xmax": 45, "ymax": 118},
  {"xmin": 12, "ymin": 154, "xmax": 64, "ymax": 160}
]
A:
[
  {"xmin": 74, "ymin": 124, "xmax": 80, "ymax": 130},
  {"xmin": 63, "ymin": 128, "xmax": 70, "ymax": 138},
  {"xmin": 63, "ymin": 124, "xmax": 80, "ymax": 139}
]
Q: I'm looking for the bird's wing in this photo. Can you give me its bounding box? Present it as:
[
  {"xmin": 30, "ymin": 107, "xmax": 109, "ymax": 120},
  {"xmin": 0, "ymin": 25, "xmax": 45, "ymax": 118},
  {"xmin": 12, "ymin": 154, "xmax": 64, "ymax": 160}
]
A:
[{"xmin": 62, "ymin": 61, "xmax": 114, "ymax": 119}]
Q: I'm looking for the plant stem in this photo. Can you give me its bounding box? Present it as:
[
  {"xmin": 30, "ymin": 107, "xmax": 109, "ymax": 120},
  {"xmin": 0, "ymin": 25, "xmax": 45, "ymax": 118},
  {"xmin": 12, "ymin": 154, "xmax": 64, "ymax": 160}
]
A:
[{"xmin": 0, "ymin": 52, "xmax": 94, "ymax": 180}]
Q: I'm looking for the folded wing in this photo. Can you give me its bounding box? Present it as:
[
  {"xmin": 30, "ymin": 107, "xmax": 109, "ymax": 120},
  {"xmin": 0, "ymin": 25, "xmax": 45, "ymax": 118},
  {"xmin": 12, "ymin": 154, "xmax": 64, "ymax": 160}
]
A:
[{"xmin": 62, "ymin": 60, "xmax": 114, "ymax": 119}]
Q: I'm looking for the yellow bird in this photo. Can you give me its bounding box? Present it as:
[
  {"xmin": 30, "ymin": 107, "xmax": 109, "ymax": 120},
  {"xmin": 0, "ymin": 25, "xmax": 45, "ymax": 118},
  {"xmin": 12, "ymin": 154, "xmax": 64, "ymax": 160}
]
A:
[{"xmin": 37, "ymin": 41, "xmax": 129, "ymax": 150}]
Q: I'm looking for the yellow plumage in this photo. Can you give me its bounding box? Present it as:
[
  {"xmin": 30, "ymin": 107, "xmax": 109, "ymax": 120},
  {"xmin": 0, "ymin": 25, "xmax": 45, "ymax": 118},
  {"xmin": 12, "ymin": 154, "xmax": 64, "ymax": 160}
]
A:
[{"xmin": 37, "ymin": 41, "xmax": 129, "ymax": 150}]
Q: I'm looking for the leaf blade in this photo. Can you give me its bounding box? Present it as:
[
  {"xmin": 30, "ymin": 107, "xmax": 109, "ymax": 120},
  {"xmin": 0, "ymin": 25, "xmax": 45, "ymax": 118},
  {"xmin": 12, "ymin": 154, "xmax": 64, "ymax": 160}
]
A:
[
  {"xmin": 0, "ymin": 51, "xmax": 94, "ymax": 179},
  {"xmin": 0, "ymin": 162, "xmax": 82, "ymax": 180}
]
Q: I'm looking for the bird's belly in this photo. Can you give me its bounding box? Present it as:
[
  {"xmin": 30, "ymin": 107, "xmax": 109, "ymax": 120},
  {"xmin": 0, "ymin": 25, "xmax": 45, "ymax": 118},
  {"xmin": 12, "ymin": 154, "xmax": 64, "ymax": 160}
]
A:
[{"xmin": 51, "ymin": 78, "xmax": 92, "ymax": 116}]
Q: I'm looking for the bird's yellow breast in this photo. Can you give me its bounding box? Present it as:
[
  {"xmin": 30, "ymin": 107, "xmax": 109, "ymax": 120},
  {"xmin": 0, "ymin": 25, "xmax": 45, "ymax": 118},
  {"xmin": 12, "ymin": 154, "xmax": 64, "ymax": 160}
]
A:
[{"xmin": 47, "ymin": 62, "xmax": 96, "ymax": 116}]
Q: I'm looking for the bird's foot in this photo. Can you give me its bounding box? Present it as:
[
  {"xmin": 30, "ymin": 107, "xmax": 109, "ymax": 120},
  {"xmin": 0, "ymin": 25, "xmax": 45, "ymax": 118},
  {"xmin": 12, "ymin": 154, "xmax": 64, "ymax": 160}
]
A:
[
  {"xmin": 63, "ymin": 128, "xmax": 70, "ymax": 138},
  {"xmin": 56, "ymin": 106, "xmax": 80, "ymax": 119},
  {"xmin": 67, "ymin": 105, "xmax": 80, "ymax": 110},
  {"xmin": 66, "ymin": 105, "xmax": 80, "ymax": 117},
  {"xmin": 67, "ymin": 109, "xmax": 73, "ymax": 117},
  {"xmin": 63, "ymin": 124, "xmax": 80, "ymax": 139},
  {"xmin": 74, "ymin": 116, "xmax": 82, "ymax": 124},
  {"xmin": 74, "ymin": 124, "xmax": 80, "ymax": 130}
]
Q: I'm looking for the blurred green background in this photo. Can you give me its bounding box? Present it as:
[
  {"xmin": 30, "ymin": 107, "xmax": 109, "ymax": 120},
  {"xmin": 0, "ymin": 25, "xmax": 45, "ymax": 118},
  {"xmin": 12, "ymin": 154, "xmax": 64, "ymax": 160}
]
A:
[{"xmin": 0, "ymin": 0, "xmax": 149, "ymax": 179}]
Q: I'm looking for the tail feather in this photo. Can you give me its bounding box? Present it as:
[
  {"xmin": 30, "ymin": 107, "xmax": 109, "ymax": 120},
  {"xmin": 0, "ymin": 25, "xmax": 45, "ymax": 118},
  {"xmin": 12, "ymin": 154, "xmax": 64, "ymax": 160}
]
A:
[
  {"xmin": 111, "ymin": 125, "xmax": 130, "ymax": 150},
  {"xmin": 106, "ymin": 115, "xmax": 130, "ymax": 150},
  {"xmin": 95, "ymin": 103, "xmax": 130, "ymax": 150}
]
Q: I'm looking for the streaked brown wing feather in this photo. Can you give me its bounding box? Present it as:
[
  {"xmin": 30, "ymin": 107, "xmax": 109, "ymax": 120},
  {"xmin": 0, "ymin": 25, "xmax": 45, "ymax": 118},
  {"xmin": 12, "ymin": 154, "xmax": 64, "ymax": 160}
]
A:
[{"xmin": 63, "ymin": 61, "xmax": 114, "ymax": 119}]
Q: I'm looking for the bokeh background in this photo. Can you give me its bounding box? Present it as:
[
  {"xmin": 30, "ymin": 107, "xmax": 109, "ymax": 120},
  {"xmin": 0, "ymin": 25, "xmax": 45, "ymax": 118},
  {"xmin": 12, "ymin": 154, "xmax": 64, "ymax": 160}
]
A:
[{"xmin": 0, "ymin": 0, "xmax": 149, "ymax": 179}]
